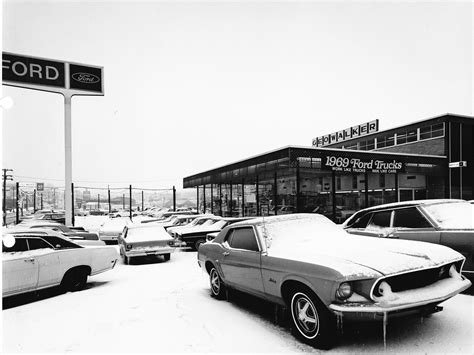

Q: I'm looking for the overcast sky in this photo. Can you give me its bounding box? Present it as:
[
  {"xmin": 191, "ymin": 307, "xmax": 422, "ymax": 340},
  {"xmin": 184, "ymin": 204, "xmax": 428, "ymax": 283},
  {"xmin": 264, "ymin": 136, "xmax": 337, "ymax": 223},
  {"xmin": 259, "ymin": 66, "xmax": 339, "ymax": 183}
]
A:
[{"xmin": 2, "ymin": 0, "xmax": 472, "ymax": 190}]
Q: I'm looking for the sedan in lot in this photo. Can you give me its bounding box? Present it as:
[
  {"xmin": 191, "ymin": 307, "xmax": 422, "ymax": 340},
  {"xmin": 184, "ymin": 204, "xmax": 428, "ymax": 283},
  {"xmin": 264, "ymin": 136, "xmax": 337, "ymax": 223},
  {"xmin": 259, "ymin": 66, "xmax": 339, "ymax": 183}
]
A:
[
  {"xmin": 4, "ymin": 227, "xmax": 105, "ymax": 247},
  {"xmin": 2, "ymin": 232, "xmax": 118, "ymax": 298},
  {"xmin": 21, "ymin": 222, "xmax": 104, "ymax": 246},
  {"xmin": 98, "ymin": 218, "xmax": 131, "ymax": 243},
  {"xmin": 198, "ymin": 214, "xmax": 471, "ymax": 349},
  {"xmin": 117, "ymin": 224, "xmax": 175, "ymax": 265},
  {"xmin": 342, "ymin": 199, "xmax": 474, "ymax": 282},
  {"xmin": 176, "ymin": 217, "xmax": 251, "ymax": 250}
]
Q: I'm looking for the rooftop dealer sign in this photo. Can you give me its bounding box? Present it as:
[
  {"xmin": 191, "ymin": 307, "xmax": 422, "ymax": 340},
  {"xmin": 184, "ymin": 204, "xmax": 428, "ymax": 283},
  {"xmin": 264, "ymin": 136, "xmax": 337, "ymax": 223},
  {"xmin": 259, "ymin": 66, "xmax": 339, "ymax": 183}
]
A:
[
  {"xmin": 312, "ymin": 119, "xmax": 379, "ymax": 147},
  {"xmin": 2, "ymin": 52, "xmax": 103, "ymax": 95}
]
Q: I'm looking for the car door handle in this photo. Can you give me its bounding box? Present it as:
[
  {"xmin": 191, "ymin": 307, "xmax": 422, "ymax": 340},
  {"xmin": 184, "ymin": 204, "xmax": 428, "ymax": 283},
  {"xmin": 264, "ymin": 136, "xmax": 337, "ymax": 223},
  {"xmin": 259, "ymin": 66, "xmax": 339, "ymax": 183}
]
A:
[
  {"xmin": 24, "ymin": 258, "xmax": 35, "ymax": 263},
  {"xmin": 223, "ymin": 252, "xmax": 230, "ymax": 256}
]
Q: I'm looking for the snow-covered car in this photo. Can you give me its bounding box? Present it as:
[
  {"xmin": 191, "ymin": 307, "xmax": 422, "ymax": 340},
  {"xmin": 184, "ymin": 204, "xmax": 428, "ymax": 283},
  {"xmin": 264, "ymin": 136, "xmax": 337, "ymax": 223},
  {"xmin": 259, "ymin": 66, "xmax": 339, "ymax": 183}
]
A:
[
  {"xmin": 117, "ymin": 224, "xmax": 175, "ymax": 264},
  {"xmin": 20, "ymin": 222, "xmax": 104, "ymax": 246},
  {"xmin": 20, "ymin": 210, "xmax": 66, "ymax": 224},
  {"xmin": 98, "ymin": 218, "xmax": 131, "ymax": 243},
  {"xmin": 4, "ymin": 227, "xmax": 105, "ymax": 247},
  {"xmin": 109, "ymin": 209, "xmax": 138, "ymax": 218},
  {"xmin": 176, "ymin": 217, "xmax": 253, "ymax": 250},
  {"xmin": 74, "ymin": 209, "xmax": 90, "ymax": 216},
  {"xmin": 2, "ymin": 232, "xmax": 118, "ymax": 298},
  {"xmin": 342, "ymin": 199, "xmax": 474, "ymax": 282},
  {"xmin": 167, "ymin": 215, "xmax": 216, "ymax": 237},
  {"xmin": 198, "ymin": 213, "xmax": 471, "ymax": 349}
]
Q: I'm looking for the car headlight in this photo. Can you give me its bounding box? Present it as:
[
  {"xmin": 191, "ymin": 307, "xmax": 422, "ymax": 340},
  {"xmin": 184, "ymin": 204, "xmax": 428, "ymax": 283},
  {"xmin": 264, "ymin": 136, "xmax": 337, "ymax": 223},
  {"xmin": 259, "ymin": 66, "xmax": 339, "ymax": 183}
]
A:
[
  {"xmin": 336, "ymin": 282, "xmax": 353, "ymax": 300},
  {"xmin": 126, "ymin": 244, "xmax": 132, "ymax": 250}
]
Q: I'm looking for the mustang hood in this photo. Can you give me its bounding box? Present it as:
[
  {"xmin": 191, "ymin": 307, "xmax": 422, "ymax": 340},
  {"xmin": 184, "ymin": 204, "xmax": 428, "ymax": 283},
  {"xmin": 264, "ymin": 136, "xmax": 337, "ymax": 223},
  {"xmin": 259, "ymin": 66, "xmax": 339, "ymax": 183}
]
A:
[{"xmin": 262, "ymin": 216, "xmax": 464, "ymax": 277}]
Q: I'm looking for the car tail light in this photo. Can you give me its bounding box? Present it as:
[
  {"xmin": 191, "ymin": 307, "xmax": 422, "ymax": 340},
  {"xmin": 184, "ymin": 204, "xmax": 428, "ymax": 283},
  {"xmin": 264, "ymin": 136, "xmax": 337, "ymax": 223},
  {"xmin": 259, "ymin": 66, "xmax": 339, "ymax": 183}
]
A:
[{"xmin": 336, "ymin": 282, "xmax": 353, "ymax": 300}]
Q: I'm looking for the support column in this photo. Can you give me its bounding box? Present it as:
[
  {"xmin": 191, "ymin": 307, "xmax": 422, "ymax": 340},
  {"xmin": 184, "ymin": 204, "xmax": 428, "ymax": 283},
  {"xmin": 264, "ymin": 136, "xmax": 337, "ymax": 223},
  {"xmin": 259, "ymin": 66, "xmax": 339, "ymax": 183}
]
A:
[
  {"xmin": 71, "ymin": 183, "xmax": 75, "ymax": 226},
  {"xmin": 129, "ymin": 185, "xmax": 132, "ymax": 220},
  {"xmin": 219, "ymin": 184, "xmax": 223, "ymax": 216},
  {"xmin": 331, "ymin": 171, "xmax": 336, "ymax": 221},
  {"xmin": 296, "ymin": 165, "xmax": 301, "ymax": 213},
  {"xmin": 229, "ymin": 183, "xmax": 233, "ymax": 217},
  {"xmin": 210, "ymin": 184, "xmax": 214, "ymax": 214},
  {"xmin": 241, "ymin": 180, "xmax": 245, "ymax": 217},
  {"xmin": 196, "ymin": 187, "xmax": 199, "ymax": 213},
  {"xmin": 364, "ymin": 171, "xmax": 369, "ymax": 208},
  {"xmin": 203, "ymin": 184, "xmax": 206, "ymax": 214},
  {"xmin": 256, "ymin": 175, "xmax": 260, "ymax": 216},
  {"xmin": 274, "ymin": 171, "xmax": 278, "ymax": 216},
  {"xmin": 64, "ymin": 95, "xmax": 73, "ymax": 226},
  {"xmin": 395, "ymin": 172, "xmax": 399, "ymax": 202}
]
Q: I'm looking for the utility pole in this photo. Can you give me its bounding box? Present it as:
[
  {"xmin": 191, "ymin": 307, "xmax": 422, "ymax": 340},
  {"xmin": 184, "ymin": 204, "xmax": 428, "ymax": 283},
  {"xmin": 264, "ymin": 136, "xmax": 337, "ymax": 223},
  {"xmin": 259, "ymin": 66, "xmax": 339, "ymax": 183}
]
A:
[
  {"xmin": 2, "ymin": 168, "xmax": 13, "ymax": 226},
  {"xmin": 15, "ymin": 182, "xmax": 20, "ymax": 224}
]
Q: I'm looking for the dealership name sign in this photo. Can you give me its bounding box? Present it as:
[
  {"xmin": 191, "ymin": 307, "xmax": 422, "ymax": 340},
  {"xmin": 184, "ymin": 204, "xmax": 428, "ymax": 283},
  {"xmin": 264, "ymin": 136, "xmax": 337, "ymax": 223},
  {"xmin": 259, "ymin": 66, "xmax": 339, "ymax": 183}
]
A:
[
  {"xmin": 2, "ymin": 52, "xmax": 104, "ymax": 227},
  {"xmin": 312, "ymin": 119, "xmax": 379, "ymax": 147},
  {"xmin": 323, "ymin": 155, "xmax": 404, "ymax": 174},
  {"xmin": 2, "ymin": 52, "xmax": 103, "ymax": 95}
]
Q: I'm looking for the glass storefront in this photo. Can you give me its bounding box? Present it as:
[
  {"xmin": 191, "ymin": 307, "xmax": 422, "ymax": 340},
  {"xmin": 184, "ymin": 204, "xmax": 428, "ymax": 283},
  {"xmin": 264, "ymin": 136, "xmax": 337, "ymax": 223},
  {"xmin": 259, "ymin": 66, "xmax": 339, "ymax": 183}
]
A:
[{"xmin": 184, "ymin": 146, "xmax": 447, "ymax": 223}]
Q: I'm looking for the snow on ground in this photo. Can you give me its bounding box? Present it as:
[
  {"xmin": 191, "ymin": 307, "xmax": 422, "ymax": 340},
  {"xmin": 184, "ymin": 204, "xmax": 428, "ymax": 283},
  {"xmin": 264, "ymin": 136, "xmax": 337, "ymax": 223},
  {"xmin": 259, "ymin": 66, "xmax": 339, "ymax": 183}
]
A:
[{"xmin": 2, "ymin": 248, "xmax": 473, "ymax": 353}]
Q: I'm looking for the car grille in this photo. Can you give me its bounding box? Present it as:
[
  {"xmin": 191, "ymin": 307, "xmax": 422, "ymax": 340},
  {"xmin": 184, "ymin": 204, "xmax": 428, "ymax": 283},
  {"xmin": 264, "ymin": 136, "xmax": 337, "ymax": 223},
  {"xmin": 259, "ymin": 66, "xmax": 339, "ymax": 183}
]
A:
[{"xmin": 372, "ymin": 261, "xmax": 462, "ymax": 297}]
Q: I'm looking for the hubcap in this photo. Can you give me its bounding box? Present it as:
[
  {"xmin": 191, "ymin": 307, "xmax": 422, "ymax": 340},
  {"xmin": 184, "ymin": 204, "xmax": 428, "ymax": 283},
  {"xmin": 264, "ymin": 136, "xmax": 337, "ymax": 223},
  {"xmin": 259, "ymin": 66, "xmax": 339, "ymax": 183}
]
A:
[
  {"xmin": 291, "ymin": 293, "xmax": 319, "ymax": 338},
  {"xmin": 210, "ymin": 270, "xmax": 220, "ymax": 294}
]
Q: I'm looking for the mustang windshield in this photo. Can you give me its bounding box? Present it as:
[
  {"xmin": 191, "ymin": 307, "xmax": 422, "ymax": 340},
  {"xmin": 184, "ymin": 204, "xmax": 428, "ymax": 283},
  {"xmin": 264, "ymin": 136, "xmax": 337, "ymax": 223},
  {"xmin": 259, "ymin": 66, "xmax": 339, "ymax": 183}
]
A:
[
  {"xmin": 423, "ymin": 202, "xmax": 474, "ymax": 229},
  {"xmin": 257, "ymin": 215, "xmax": 348, "ymax": 250}
]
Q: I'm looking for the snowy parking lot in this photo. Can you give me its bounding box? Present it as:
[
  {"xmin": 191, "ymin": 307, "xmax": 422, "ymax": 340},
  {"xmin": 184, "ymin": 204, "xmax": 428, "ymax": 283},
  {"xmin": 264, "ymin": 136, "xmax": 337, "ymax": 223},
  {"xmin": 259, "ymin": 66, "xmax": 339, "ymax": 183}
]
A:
[{"xmin": 2, "ymin": 247, "xmax": 473, "ymax": 353}]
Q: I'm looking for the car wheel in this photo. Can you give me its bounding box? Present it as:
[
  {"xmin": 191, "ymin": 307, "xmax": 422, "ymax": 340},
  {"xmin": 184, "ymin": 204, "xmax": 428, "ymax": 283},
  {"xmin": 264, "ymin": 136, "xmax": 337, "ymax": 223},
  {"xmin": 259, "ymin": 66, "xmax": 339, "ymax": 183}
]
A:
[
  {"xmin": 209, "ymin": 267, "xmax": 226, "ymax": 300},
  {"xmin": 61, "ymin": 269, "xmax": 88, "ymax": 292},
  {"xmin": 289, "ymin": 289, "xmax": 336, "ymax": 349},
  {"xmin": 163, "ymin": 253, "xmax": 171, "ymax": 261},
  {"xmin": 194, "ymin": 239, "xmax": 205, "ymax": 250}
]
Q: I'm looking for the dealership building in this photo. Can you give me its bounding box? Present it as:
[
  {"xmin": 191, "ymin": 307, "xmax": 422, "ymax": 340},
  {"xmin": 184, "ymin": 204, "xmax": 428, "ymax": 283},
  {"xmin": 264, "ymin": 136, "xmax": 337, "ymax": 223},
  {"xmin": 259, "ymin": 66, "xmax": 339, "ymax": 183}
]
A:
[{"xmin": 183, "ymin": 113, "xmax": 473, "ymax": 222}]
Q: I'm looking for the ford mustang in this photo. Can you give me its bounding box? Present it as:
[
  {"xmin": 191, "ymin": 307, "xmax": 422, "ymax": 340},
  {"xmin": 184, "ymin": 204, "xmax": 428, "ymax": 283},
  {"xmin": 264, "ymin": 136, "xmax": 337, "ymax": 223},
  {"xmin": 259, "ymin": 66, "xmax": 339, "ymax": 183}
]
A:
[{"xmin": 197, "ymin": 214, "xmax": 471, "ymax": 349}]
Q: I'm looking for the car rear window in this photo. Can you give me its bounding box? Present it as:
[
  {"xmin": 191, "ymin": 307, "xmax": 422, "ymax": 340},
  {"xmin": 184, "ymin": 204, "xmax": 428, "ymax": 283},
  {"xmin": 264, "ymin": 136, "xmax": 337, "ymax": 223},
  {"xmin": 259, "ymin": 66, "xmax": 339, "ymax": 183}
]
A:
[{"xmin": 423, "ymin": 202, "xmax": 474, "ymax": 229}]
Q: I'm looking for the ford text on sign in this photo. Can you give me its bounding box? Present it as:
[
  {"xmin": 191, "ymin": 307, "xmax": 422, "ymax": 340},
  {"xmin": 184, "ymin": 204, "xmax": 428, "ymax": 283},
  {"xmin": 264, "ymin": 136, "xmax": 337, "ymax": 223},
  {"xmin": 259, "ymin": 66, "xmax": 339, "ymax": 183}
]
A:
[
  {"xmin": 2, "ymin": 52, "xmax": 103, "ymax": 96},
  {"xmin": 322, "ymin": 155, "xmax": 404, "ymax": 174},
  {"xmin": 2, "ymin": 53, "xmax": 65, "ymax": 88}
]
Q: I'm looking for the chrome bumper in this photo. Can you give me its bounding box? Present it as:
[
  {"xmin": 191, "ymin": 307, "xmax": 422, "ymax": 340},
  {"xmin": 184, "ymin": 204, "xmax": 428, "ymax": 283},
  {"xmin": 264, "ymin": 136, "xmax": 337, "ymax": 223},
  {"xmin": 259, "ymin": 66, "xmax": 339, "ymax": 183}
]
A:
[
  {"xmin": 124, "ymin": 247, "xmax": 175, "ymax": 257},
  {"xmin": 329, "ymin": 277, "xmax": 471, "ymax": 317}
]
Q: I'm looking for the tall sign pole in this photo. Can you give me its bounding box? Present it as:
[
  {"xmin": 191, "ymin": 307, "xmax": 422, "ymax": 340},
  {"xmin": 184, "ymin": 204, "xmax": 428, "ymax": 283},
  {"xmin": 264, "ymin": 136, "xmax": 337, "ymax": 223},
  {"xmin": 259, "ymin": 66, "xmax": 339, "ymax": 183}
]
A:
[
  {"xmin": 65, "ymin": 95, "xmax": 73, "ymax": 225},
  {"xmin": 2, "ymin": 52, "xmax": 104, "ymax": 226}
]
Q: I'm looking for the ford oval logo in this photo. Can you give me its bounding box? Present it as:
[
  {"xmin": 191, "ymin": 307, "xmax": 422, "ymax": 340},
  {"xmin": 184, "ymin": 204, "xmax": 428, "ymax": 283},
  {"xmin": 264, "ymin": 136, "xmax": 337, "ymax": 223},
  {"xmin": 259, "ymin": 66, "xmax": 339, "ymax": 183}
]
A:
[{"xmin": 71, "ymin": 72, "xmax": 100, "ymax": 84}]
